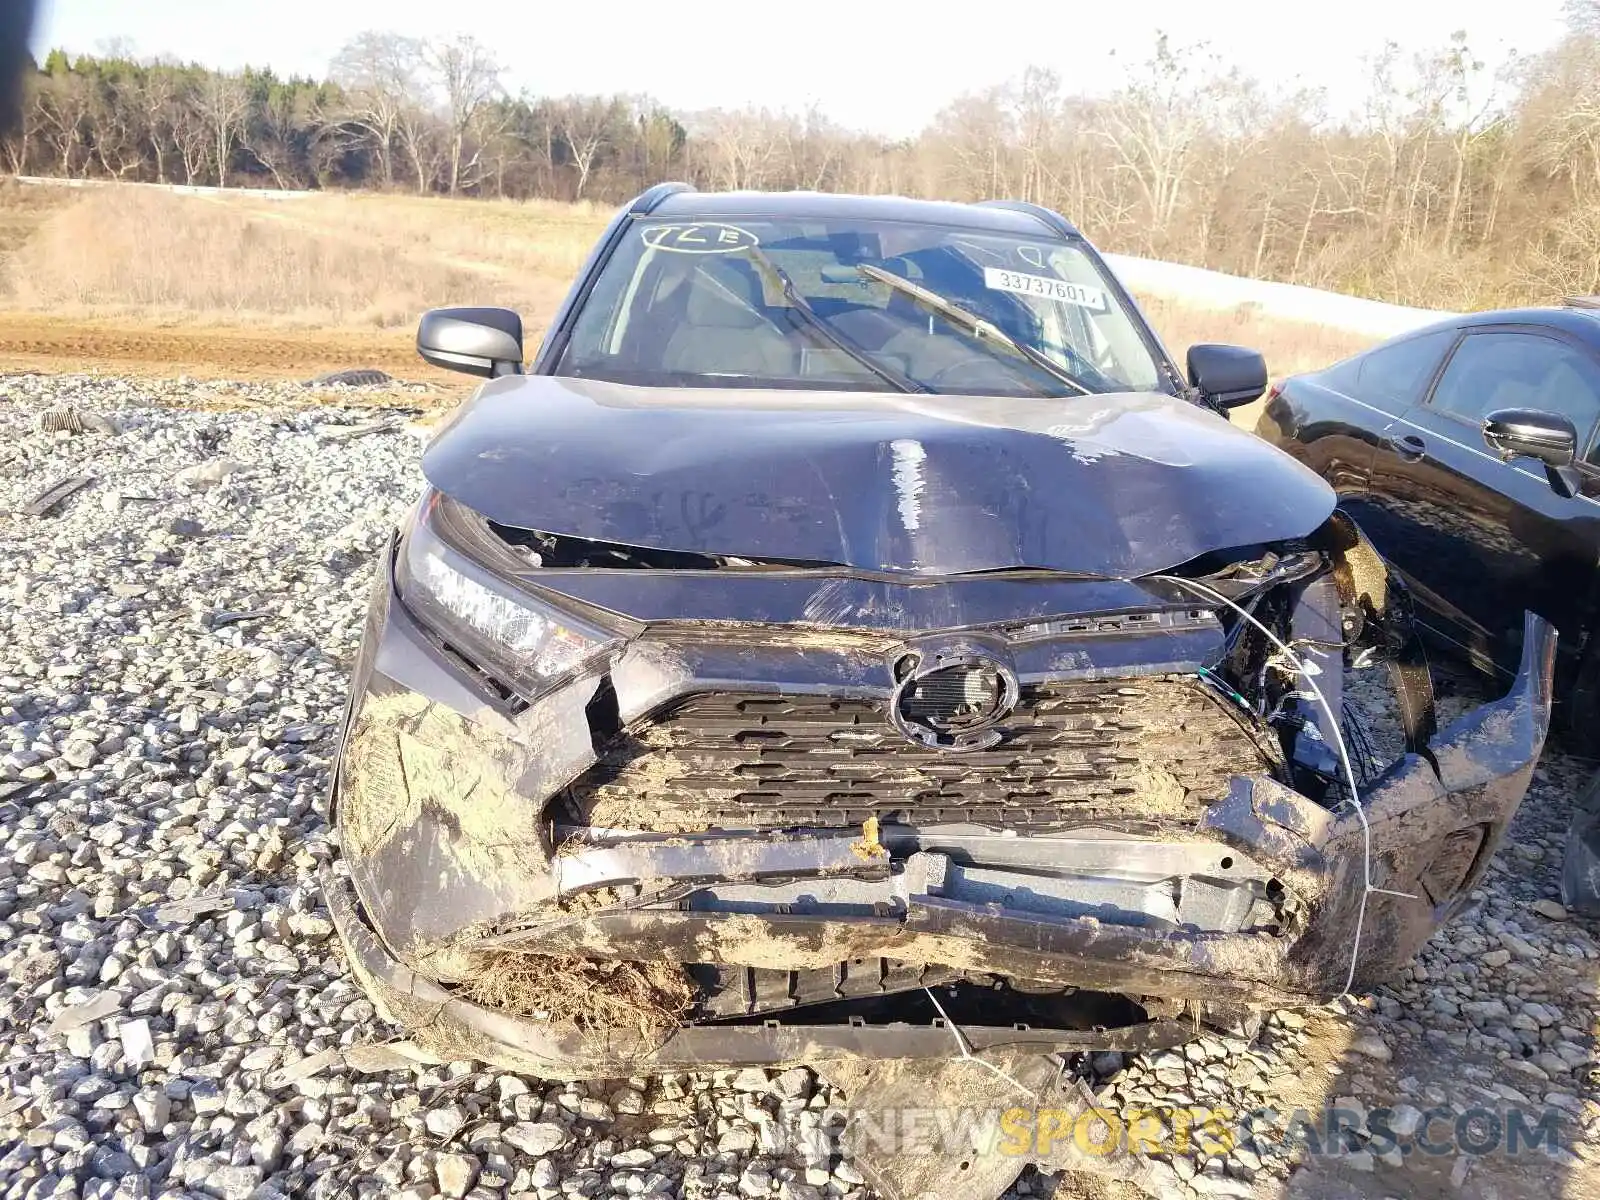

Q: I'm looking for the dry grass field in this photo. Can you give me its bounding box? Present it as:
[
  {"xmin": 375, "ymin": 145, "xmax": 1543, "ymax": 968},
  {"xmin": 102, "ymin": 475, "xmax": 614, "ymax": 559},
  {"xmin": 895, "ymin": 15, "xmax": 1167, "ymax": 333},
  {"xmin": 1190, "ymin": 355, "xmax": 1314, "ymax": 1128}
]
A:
[{"xmin": 0, "ymin": 179, "xmax": 1378, "ymax": 401}]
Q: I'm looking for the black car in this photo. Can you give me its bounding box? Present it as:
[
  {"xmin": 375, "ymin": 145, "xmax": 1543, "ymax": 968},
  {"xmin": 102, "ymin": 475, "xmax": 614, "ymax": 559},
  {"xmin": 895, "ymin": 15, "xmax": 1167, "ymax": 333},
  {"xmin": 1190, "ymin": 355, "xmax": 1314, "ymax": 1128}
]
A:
[
  {"xmin": 1255, "ymin": 300, "xmax": 1600, "ymax": 723},
  {"xmin": 321, "ymin": 185, "xmax": 1554, "ymax": 1101},
  {"xmin": 1254, "ymin": 300, "xmax": 1600, "ymax": 914}
]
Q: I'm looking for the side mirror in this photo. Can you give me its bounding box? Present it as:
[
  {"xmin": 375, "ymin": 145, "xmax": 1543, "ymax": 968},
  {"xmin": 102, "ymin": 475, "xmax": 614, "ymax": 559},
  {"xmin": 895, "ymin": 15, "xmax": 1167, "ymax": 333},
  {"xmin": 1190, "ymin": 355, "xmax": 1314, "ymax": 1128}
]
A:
[
  {"xmin": 1483, "ymin": 408, "xmax": 1580, "ymax": 499},
  {"xmin": 1187, "ymin": 343, "xmax": 1268, "ymax": 409},
  {"xmin": 417, "ymin": 306, "xmax": 524, "ymax": 378}
]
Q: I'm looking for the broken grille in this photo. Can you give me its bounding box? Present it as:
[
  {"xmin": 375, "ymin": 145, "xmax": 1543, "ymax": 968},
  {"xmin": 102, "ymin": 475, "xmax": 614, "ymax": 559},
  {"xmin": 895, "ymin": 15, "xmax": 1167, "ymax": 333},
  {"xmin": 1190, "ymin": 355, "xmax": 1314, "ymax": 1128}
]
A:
[{"xmin": 566, "ymin": 674, "xmax": 1268, "ymax": 832}]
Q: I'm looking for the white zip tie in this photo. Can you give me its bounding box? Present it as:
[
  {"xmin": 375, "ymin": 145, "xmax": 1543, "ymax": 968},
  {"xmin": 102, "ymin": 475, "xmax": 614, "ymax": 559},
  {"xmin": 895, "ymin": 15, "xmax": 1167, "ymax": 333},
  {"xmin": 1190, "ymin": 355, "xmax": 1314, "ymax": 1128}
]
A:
[
  {"xmin": 1158, "ymin": 574, "xmax": 1400, "ymax": 997},
  {"xmin": 921, "ymin": 986, "xmax": 1039, "ymax": 1101}
]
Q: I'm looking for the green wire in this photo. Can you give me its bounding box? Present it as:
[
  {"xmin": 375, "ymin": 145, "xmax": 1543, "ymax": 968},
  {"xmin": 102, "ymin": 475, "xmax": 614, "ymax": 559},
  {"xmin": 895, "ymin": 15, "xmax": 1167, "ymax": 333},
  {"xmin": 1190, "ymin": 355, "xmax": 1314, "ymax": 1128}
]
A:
[{"xmin": 1196, "ymin": 665, "xmax": 1250, "ymax": 710}]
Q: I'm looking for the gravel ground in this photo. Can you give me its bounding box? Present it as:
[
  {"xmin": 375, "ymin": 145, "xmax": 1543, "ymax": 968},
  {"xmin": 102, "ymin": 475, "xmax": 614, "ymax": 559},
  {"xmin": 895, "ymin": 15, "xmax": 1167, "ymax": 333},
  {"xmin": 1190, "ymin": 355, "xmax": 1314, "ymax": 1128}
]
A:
[{"xmin": 1, "ymin": 374, "xmax": 1596, "ymax": 1200}]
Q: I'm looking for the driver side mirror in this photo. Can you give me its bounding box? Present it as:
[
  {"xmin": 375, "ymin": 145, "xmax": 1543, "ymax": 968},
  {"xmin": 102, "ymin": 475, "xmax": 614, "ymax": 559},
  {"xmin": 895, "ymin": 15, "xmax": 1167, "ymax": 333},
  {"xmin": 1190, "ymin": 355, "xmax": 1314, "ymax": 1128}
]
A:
[
  {"xmin": 1187, "ymin": 344, "xmax": 1268, "ymax": 409},
  {"xmin": 417, "ymin": 306, "xmax": 525, "ymax": 379},
  {"xmin": 1483, "ymin": 408, "xmax": 1580, "ymax": 499}
]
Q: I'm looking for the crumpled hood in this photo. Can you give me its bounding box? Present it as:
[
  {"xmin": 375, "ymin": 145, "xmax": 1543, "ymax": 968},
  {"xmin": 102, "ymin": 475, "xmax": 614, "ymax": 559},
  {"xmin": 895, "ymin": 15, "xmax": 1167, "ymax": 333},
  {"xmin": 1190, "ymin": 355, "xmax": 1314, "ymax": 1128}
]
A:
[{"xmin": 422, "ymin": 376, "xmax": 1335, "ymax": 579}]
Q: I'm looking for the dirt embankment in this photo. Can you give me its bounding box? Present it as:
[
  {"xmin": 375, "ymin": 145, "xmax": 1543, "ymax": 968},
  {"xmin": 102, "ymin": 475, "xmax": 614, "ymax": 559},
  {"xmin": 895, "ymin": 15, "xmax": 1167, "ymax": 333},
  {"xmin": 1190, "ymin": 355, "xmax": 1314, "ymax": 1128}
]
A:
[{"xmin": 0, "ymin": 313, "xmax": 464, "ymax": 384}]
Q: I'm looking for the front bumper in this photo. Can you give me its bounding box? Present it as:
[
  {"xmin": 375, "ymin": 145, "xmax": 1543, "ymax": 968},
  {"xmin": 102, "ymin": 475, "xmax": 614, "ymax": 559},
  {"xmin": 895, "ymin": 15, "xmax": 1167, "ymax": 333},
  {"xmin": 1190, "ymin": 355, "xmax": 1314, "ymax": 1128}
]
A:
[
  {"xmin": 322, "ymin": 543, "xmax": 1557, "ymax": 1076},
  {"xmin": 321, "ymin": 866, "xmax": 1198, "ymax": 1080}
]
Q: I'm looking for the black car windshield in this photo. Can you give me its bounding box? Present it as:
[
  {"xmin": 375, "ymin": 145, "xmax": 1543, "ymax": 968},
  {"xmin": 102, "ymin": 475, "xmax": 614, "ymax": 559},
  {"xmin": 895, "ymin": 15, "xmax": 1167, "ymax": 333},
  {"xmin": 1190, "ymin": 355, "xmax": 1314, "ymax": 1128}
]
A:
[{"xmin": 555, "ymin": 216, "xmax": 1168, "ymax": 396}]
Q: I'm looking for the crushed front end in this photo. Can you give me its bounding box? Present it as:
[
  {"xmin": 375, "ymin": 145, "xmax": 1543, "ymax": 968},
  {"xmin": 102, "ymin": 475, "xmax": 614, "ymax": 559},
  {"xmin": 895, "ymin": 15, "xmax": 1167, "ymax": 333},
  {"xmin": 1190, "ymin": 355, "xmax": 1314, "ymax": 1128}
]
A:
[{"xmin": 322, "ymin": 490, "xmax": 1555, "ymax": 1079}]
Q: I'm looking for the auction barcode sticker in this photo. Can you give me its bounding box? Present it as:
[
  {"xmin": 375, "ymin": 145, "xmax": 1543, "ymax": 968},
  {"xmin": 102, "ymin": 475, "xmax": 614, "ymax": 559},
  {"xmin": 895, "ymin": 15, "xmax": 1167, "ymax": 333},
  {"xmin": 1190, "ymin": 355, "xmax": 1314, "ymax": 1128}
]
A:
[{"xmin": 984, "ymin": 267, "xmax": 1108, "ymax": 311}]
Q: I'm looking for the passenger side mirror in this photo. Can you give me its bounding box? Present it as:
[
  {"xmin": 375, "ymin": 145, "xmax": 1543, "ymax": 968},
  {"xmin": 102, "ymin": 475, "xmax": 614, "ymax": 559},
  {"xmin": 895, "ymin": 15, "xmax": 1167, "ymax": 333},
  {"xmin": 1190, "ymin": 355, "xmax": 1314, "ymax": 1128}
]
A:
[
  {"xmin": 1187, "ymin": 344, "xmax": 1268, "ymax": 409},
  {"xmin": 1483, "ymin": 408, "xmax": 1580, "ymax": 499},
  {"xmin": 417, "ymin": 306, "xmax": 525, "ymax": 378}
]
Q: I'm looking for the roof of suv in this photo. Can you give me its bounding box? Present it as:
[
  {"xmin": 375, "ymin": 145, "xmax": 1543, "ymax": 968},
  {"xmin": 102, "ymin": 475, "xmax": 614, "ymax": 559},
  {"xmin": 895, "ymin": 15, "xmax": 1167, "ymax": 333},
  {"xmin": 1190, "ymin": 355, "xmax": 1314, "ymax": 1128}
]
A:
[{"xmin": 648, "ymin": 189, "xmax": 1079, "ymax": 238}]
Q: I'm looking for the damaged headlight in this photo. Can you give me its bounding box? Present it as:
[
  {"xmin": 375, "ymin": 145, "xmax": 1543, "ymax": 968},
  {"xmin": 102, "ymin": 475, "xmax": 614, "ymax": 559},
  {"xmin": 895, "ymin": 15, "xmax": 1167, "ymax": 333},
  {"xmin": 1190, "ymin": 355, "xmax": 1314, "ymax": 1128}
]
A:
[{"xmin": 396, "ymin": 490, "xmax": 624, "ymax": 696}]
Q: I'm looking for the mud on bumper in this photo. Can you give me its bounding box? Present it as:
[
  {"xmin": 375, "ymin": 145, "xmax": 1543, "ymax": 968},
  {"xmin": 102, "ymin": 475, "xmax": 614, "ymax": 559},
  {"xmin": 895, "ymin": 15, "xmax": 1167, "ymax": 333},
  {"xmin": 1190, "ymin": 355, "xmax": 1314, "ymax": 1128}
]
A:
[{"xmin": 321, "ymin": 554, "xmax": 1556, "ymax": 1078}]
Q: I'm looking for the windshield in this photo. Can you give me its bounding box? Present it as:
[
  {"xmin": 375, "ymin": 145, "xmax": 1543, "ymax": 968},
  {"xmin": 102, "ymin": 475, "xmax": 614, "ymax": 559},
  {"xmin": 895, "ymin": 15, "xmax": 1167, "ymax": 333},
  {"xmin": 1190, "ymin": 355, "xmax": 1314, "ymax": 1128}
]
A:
[{"xmin": 555, "ymin": 217, "xmax": 1170, "ymax": 396}]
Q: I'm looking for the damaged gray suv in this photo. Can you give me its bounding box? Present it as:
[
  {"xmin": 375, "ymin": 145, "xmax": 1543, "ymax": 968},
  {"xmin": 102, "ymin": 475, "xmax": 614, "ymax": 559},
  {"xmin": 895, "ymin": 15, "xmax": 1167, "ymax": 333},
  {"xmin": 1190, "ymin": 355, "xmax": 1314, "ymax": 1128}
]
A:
[{"xmin": 322, "ymin": 185, "xmax": 1555, "ymax": 1080}]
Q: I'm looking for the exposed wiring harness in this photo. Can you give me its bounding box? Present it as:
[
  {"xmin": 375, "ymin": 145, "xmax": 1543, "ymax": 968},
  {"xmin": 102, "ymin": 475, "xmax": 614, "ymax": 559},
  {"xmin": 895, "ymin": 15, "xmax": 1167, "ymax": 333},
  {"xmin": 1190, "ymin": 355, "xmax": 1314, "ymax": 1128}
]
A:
[
  {"xmin": 1340, "ymin": 699, "xmax": 1383, "ymax": 787},
  {"xmin": 1156, "ymin": 572, "xmax": 1417, "ymax": 998}
]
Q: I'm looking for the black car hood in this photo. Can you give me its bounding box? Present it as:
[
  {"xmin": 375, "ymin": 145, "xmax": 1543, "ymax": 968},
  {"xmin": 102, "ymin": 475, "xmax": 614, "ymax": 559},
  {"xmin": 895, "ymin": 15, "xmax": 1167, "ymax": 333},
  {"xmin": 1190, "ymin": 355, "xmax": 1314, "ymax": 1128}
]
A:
[{"xmin": 422, "ymin": 376, "xmax": 1335, "ymax": 579}]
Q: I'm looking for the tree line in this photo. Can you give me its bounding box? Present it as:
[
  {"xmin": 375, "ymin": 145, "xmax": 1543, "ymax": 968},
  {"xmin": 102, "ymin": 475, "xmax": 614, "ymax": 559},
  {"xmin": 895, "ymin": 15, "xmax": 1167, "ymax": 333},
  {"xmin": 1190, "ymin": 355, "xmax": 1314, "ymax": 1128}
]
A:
[{"xmin": 10, "ymin": 2, "xmax": 1600, "ymax": 308}]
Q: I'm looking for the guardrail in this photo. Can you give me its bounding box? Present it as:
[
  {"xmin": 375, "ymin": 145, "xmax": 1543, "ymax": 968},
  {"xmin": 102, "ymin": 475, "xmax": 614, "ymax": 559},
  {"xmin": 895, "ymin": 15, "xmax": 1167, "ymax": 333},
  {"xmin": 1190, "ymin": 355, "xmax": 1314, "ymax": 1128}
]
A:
[
  {"xmin": 1104, "ymin": 252, "xmax": 1454, "ymax": 340},
  {"xmin": 12, "ymin": 175, "xmax": 315, "ymax": 201}
]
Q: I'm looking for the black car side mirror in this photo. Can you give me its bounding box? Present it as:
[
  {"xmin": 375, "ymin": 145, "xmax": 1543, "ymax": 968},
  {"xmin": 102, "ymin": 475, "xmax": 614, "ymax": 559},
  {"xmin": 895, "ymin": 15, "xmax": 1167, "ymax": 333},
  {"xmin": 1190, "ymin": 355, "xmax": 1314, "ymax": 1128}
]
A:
[
  {"xmin": 1187, "ymin": 344, "xmax": 1268, "ymax": 409},
  {"xmin": 1483, "ymin": 408, "xmax": 1580, "ymax": 499},
  {"xmin": 417, "ymin": 307, "xmax": 525, "ymax": 379}
]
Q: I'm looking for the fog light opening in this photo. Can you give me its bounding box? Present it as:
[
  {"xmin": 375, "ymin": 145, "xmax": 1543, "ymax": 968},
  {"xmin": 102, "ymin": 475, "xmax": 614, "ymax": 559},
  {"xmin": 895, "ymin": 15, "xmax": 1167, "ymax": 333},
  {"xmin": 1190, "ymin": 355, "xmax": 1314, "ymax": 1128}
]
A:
[{"xmin": 1419, "ymin": 824, "xmax": 1490, "ymax": 906}]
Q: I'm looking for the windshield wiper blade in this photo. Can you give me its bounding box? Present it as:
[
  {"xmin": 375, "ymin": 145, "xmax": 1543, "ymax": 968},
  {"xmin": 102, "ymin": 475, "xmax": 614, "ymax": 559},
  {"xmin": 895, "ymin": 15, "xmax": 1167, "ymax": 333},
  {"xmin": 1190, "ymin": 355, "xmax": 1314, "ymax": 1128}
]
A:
[
  {"xmin": 738, "ymin": 246, "xmax": 923, "ymax": 394},
  {"xmin": 857, "ymin": 264, "xmax": 1092, "ymax": 397}
]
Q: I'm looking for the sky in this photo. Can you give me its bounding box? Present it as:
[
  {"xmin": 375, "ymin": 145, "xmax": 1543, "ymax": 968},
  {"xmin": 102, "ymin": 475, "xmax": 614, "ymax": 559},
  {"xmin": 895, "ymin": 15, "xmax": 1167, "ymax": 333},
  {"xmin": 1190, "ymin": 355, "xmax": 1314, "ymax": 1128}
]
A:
[{"xmin": 29, "ymin": 0, "xmax": 1577, "ymax": 138}]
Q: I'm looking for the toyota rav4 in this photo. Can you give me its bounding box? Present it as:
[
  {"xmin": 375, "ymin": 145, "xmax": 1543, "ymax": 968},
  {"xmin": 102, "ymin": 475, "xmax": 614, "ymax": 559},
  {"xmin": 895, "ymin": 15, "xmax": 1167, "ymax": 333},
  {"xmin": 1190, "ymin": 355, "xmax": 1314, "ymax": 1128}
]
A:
[{"xmin": 320, "ymin": 185, "xmax": 1554, "ymax": 1082}]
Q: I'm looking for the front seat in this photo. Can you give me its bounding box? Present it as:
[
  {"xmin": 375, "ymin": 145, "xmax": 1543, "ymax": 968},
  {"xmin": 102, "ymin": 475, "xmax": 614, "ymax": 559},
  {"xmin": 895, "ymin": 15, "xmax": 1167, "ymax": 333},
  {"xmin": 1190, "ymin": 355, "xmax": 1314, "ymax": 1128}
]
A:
[
  {"xmin": 660, "ymin": 262, "xmax": 795, "ymax": 379},
  {"xmin": 1481, "ymin": 370, "xmax": 1540, "ymax": 416},
  {"xmin": 1530, "ymin": 357, "xmax": 1598, "ymax": 434},
  {"xmin": 875, "ymin": 254, "xmax": 1007, "ymax": 382},
  {"xmin": 827, "ymin": 256, "xmax": 925, "ymax": 352}
]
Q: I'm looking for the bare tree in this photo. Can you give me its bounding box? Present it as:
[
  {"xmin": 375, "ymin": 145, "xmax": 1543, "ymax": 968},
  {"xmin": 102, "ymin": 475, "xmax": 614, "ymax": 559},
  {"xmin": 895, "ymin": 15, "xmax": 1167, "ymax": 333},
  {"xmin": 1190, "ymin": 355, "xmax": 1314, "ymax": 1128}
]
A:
[
  {"xmin": 243, "ymin": 84, "xmax": 305, "ymax": 188},
  {"xmin": 1098, "ymin": 35, "xmax": 1215, "ymax": 253},
  {"xmin": 783, "ymin": 103, "xmax": 842, "ymax": 191},
  {"xmin": 1, "ymin": 75, "xmax": 39, "ymax": 173},
  {"xmin": 169, "ymin": 92, "xmax": 211, "ymax": 184},
  {"xmin": 924, "ymin": 89, "xmax": 1014, "ymax": 199},
  {"xmin": 692, "ymin": 107, "xmax": 789, "ymax": 191},
  {"xmin": 330, "ymin": 32, "xmax": 425, "ymax": 190},
  {"xmin": 88, "ymin": 72, "xmax": 148, "ymax": 178},
  {"xmin": 1522, "ymin": 32, "xmax": 1600, "ymax": 200},
  {"xmin": 133, "ymin": 68, "xmax": 180, "ymax": 183},
  {"xmin": 35, "ymin": 70, "xmax": 94, "ymax": 176},
  {"xmin": 1012, "ymin": 67, "xmax": 1062, "ymax": 204},
  {"xmin": 395, "ymin": 109, "xmax": 443, "ymax": 194},
  {"xmin": 194, "ymin": 71, "xmax": 250, "ymax": 185},
  {"xmin": 555, "ymin": 96, "xmax": 617, "ymax": 199},
  {"xmin": 425, "ymin": 35, "xmax": 503, "ymax": 194}
]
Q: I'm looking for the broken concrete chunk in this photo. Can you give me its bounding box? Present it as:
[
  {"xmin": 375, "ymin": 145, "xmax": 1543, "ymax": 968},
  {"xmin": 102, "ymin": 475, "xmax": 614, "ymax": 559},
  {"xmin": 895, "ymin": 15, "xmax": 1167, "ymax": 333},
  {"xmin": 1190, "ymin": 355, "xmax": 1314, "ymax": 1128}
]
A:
[
  {"xmin": 1531, "ymin": 899, "xmax": 1569, "ymax": 921},
  {"xmin": 118, "ymin": 1018, "xmax": 155, "ymax": 1067},
  {"xmin": 153, "ymin": 892, "xmax": 236, "ymax": 925},
  {"xmin": 174, "ymin": 460, "xmax": 245, "ymax": 490},
  {"xmin": 502, "ymin": 1121, "xmax": 570, "ymax": 1156},
  {"xmin": 59, "ymin": 740, "xmax": 98, "ymax": 769},
  {"xmin": 317, "ymin": 419, "xmax": 404, "ymax": 442},
  {"xmin": 23, "ymin": 474, "xmax": 96, "ymax": 517},
  {"xmin": 341, "ymin": 1041, "xmax": 442, "ymax": 1073},
  {"xmin": 263, "ymin": 1047, "xmax": 345, "ymax": 1089},
  {"xmin": 209, "ymin": 610, "xmax": 272, "ymax": 629},
  {"xmin": 47, "ymin": 991, "xmax": 123, "ymax": 1035}
]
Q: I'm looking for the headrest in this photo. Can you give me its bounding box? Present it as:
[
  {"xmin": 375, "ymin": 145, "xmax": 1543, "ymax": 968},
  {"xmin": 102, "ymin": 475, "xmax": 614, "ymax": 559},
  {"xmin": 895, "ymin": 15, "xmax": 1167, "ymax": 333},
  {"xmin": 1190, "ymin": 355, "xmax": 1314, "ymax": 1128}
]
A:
[{"xmin": 685, "ymin": 264, "xmax": 765, "ymax": 328}]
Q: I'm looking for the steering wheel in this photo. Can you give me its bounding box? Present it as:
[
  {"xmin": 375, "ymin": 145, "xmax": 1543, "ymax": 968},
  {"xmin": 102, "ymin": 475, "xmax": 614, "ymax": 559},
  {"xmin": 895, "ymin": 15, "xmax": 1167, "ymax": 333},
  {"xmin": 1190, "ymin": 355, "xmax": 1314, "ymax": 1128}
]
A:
[
  {"xmin": 923, "ymin": 357, "xmax": 1024, "ymax": 390},
  {"xmin": 1040, "ymin": 339, "xmax": 1118, "ymax": 388},
  {"xmin": 923, "ymin": 347, "xmax": 1105, "ymax": 394}
]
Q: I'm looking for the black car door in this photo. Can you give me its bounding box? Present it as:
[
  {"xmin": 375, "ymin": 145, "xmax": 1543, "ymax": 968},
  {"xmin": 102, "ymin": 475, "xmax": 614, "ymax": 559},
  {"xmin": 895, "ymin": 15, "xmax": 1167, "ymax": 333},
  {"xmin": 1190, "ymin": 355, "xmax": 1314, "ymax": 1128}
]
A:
[
  {"xmin": 1281, "ymin": 326, "xmax": 1456, "ymax": 559},
  {"xmin": 1361, "ymin": 326, "xmax": 1600, "ymax": 674}
]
